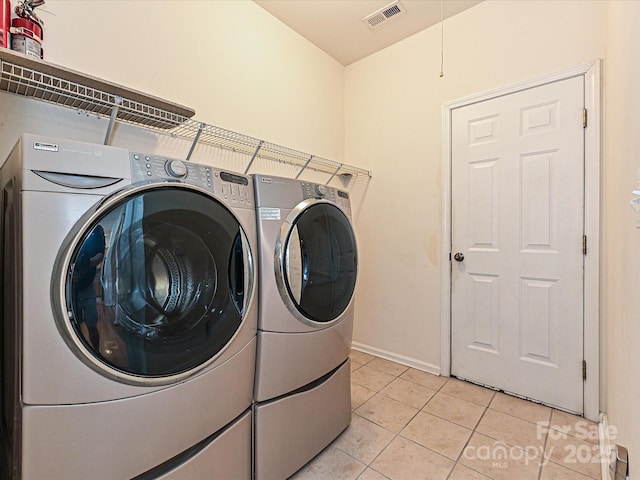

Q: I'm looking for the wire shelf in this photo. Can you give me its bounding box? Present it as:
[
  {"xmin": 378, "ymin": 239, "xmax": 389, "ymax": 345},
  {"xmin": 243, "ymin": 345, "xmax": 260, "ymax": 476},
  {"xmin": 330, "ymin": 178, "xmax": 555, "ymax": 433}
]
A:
[
  {"xmin": 171, "ymin": 120, "xmax": 262, "ymax": 155},
  {"xmin": 0, "ymin": 61, "xmax": 190, "ymax": 130},
  {"xmin": 167, "ymin": 119, "xmax": 371, "ymax": 181},
  {"xmin": 0, "ymin": 49, "xmax": 371, "ymax": 183}
]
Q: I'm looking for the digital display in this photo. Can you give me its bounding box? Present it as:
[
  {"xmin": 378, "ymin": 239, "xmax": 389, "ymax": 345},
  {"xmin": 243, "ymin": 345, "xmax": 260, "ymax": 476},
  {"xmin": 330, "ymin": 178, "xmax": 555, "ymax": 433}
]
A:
[{"xmin": 220, "ymin": 171, "xmax": 249, "ymax": 185}]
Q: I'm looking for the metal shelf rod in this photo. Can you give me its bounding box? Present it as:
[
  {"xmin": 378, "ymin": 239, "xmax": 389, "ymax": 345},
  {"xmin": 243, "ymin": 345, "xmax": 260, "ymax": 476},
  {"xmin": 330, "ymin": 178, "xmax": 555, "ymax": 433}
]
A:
[
  {"xmin": 185, "ymin": 122, "xmax": 205, "ymax": 161},
  {"xmin": 325, "ymin": 163, "xmax": 343, "ymax": 185},
  {"xmin": 244, "ymin": 140, "xmax": 264, "ymax": 174},
  {"xmin": 295, "ymin": 155, "xmax": 314, "ymax": 179},
  {"xmin": 103, "ymin": 96, "xmax": 122, "ymax": 145}
]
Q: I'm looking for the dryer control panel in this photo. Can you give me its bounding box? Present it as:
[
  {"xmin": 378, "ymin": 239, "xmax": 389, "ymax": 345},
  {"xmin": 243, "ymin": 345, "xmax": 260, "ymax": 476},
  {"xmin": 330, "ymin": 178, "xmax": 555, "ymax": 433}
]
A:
[
  {"xmin": 301, "ymin": 181, "xmax": 351, "ymax": 215},
  {"xmin": 129, "ymin": 153, "xmax": 254, "ymax": 207}
]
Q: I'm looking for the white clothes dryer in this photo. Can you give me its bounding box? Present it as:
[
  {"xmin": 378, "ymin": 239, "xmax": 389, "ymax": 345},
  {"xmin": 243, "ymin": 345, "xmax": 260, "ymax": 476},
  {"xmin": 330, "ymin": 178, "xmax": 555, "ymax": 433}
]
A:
[
  {"xmin": 252, "ymin": 174, "xmax": 358, "ymax": 480},
  {"xmin": 0, "ymin": 134, "xmax": 257, "ymax": 479}
]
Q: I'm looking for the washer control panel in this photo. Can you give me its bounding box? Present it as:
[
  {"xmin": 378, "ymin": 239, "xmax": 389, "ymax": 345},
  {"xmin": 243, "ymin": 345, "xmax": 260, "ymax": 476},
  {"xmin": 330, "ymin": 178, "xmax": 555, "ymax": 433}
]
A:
[
  {"xmin": 301, "ymin": 181, "xmax": 351, "ymax": 215},
  {"xmin": 130, "ymin": 153, "xmax": 254, "ymax": 207}
]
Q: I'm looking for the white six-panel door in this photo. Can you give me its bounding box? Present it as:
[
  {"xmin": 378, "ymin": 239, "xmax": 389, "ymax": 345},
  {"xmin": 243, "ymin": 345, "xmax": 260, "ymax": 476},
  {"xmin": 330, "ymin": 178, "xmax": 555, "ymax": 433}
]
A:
[{"xmin": 451, "ymin": 76, "xmax": 585, "ymax": 413}]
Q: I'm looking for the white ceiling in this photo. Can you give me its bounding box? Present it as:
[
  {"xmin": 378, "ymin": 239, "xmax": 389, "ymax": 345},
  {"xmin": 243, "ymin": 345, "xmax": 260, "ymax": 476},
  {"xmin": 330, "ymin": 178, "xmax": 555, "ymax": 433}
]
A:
[{"xmin": 254, "ymin": 0, "xmax": 483, "ymax": 66}]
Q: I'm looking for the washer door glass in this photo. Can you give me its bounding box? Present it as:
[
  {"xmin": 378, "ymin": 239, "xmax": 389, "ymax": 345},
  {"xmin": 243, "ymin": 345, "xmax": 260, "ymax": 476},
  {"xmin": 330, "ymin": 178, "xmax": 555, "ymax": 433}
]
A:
[
  {"xmin": 64, "ymin": 185, "xmax": 252, "ymax": 379},
  {"xmin": 282, "ymin": 203, "xmax": 357, "ymax": 323}
]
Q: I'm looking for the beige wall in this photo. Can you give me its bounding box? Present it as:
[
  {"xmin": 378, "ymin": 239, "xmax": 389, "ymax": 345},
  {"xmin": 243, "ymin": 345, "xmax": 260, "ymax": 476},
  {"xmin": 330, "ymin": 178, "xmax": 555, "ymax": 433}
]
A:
[
  {"xmin": 603, "ymin": 0, "xmax": 640, "ymax": 462},
  {"xmin": 346, "ymin": 0, "xmax": 605, "ymax": 371}
]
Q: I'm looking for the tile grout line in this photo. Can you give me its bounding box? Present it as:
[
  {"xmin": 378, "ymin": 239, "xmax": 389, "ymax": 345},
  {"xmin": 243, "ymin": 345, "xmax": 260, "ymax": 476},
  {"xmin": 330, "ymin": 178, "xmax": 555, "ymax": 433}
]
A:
[
  {"xmin": 537, "ymin": 407, "xmax": 553, "ymax": 480},
  {"xmin": 339, "ymin": 354, "xmax": 391, "ymax": 479},
  {"xmin": 426, "ymin": 375, "xmax": 463, "ymax": 479},
  {"xmin": 446, "ymin": 390, "xmax": 496, "ymax": 480}
]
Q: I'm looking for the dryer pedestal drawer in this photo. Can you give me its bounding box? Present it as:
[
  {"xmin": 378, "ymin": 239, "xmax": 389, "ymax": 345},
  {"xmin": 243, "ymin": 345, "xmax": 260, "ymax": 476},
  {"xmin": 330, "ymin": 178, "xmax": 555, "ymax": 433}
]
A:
[
  {"xmin": 253, "ymin": 359, "xmax": 351, "ymax": 480},
  {"xmin": 254, "ymin": 321, "xmax": 351, "ymax": 402}
]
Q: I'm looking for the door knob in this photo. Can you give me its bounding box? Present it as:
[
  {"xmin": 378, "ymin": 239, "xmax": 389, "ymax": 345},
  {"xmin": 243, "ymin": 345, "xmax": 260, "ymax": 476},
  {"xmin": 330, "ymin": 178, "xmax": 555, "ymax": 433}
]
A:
[{"xmin": 454, "ymin": 252, "xmax": 464, "ymax": 262}]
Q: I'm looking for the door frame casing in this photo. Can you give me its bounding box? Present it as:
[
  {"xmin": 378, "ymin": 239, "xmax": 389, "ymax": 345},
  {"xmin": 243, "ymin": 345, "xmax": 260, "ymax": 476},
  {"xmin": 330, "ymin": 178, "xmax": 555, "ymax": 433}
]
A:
[{"xmin": 440, "ymin": 60, "xmax": 601, "ymax": 421}]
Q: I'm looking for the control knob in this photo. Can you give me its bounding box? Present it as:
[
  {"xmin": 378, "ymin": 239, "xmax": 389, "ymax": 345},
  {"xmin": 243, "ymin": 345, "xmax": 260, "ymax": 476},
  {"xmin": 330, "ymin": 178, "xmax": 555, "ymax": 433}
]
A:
[
  {"xmin": 166, "ymin": 160, "xmax": 188, "ymax": 178},
  {"xmin": 315, "ymin": 184, "xmax": 327, "ymax": 197}
]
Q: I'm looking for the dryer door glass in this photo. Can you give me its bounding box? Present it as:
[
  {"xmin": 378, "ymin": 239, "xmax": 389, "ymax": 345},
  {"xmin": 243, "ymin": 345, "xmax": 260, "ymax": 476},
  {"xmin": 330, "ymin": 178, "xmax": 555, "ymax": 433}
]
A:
[
  {"xmin": 284, "ymin": 203, "xmax": 357, "ymax": 323},
  {"xmin": 64, "ymin": 186, "xmax": 252, "ymax": 379}
]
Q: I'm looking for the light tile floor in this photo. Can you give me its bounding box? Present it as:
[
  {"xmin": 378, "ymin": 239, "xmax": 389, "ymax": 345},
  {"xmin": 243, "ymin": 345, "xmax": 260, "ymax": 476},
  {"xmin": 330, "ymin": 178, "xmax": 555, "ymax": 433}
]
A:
[{"xmin": 290, "ymin": 350, "xmax": 603, "ymax": 480}]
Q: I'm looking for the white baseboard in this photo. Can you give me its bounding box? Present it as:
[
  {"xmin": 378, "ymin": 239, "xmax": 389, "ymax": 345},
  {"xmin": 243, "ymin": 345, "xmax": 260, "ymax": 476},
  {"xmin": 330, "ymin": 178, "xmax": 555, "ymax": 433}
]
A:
[{"xmin": 351, "ymin": 341, "xmax": 442, "ymax": 376}]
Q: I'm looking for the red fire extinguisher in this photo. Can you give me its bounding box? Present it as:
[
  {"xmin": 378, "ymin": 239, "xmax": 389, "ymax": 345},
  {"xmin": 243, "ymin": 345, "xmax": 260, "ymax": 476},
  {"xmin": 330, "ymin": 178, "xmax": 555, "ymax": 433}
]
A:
[
  {"xmin": 10, "ymin": 0, "xmax": 44, "ymax": 58},
  {"xmin": 11, "ymin": 16, "xmax": 41, "ymax": 57},
  {"xmin": 0, "ymin": 0, "xmax": 10, "ymax": 49}
]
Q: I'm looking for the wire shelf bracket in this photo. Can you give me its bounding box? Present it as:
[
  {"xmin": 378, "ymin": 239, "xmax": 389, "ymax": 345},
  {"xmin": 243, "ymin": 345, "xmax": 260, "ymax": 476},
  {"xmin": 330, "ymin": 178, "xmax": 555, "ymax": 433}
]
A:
[
  {"xmin": 325, "ymin": 163, "xmax": 343, "ymax": 185},
  {"xmin": 243, "ymin": 140, "xmax": 264, "ymax": 175},
  {"xmin": 103, "ymin": 96, "xmax": 122, "ymax": 145},
  {"xmin": 295, "ymin": 155, "xmax": 314, "ymax": 179},
  {"xmin": 185, "ymin": 122, "xmax": 205, "ymax": 161}
]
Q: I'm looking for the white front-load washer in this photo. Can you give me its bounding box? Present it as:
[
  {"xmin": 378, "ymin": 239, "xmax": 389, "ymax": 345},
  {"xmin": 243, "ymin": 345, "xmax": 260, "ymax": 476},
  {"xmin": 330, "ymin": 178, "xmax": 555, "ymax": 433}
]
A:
[
  {"xmin": 0, "ymin": 134, "xmax": 258, "ymax": 479},
  {"xmin": 252, "ymin": 174, "xmax": 358, "ymax": 480}
]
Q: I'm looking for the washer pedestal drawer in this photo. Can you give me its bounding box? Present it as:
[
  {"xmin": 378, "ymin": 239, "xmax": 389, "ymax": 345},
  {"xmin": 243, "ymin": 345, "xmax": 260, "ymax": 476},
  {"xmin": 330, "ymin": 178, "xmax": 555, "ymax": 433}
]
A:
[{"xmin": 156, "ymin": 410, "xmax": 252, "ymax": 480}]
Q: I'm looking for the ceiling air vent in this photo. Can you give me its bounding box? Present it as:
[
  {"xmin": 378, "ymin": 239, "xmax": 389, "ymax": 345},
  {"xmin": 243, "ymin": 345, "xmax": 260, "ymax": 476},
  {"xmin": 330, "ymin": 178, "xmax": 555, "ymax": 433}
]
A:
[{"xmin": 362, "ymin": 1, "xmax": 406, "ymax": 30}]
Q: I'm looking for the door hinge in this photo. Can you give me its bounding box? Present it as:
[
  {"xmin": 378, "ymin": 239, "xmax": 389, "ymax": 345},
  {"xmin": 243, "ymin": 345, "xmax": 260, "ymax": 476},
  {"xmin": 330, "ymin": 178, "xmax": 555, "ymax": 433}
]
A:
[
  {"xmin": 583, "ymin": 235, "xmax": 587, "ymax": 255},
  {"xmin": 582, "ymin": 360, "xmax": 587, "ymax": 380},
  {"xmin": 583, "ymin": 108, "xmax": 588, "ymax": 128}
]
